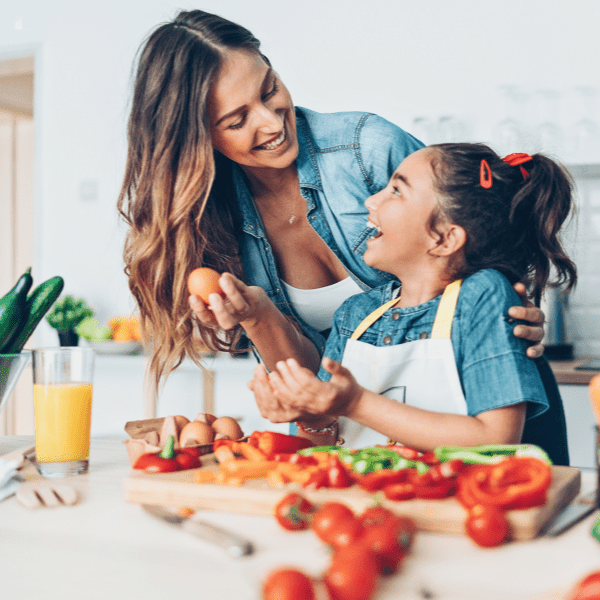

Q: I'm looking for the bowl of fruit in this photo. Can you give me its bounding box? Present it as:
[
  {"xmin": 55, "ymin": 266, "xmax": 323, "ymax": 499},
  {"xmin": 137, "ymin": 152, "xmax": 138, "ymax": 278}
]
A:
[{"xmin": 77, "ymin": 315, "xmax": 143, "ymax": 355}]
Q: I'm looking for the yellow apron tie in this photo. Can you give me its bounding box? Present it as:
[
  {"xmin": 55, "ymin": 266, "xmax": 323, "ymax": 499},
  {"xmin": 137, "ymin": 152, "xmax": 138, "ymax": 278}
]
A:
[{"xmin": 350, "ymin": 280, "xmax": 463, "ymax": 341}]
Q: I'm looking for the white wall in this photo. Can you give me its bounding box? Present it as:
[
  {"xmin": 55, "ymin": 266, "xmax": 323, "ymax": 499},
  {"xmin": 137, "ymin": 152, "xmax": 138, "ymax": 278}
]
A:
[{"xmin": 0, "ymin": 0, "xmax": 599, "ymax": 345}]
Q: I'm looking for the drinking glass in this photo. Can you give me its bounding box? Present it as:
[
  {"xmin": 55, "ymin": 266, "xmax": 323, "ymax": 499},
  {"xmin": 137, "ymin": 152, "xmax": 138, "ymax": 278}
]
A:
[{"xmin": 32, "ymin": 347, "xmax": 95, "ymax": 477}]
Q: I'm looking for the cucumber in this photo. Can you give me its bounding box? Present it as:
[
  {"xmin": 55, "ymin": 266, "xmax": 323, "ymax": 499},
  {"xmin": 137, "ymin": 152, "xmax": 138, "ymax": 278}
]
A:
[
  {"xmin": 2, "ymin": 276, "xmax": 64, "ymax": 354},
  {"xmin": 0, "ymin": 268, "xmax": 33, "ymax": 353}
]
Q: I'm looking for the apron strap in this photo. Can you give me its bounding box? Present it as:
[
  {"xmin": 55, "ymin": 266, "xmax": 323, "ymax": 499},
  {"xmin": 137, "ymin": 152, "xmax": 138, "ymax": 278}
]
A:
[
  {"xmin": 350, "ymin": 297, "xmax": 401, "ymax": 341},
  {"xmin": 349, "ymin": 279, "xmax": 463, "ymax": 342},
  {"xmin": 430, "ymin": 279, "xmax": 463, "ymax": 339}
]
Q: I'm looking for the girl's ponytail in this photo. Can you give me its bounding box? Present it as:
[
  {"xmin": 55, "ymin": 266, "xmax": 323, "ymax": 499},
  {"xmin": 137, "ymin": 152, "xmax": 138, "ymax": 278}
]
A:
[
  {"xmin": 508, "ymin": 154, "xmax": 577, "ymax": 306},
  {"xmin": 430, "ymin": 143, "xmax": 577, "ymax": 306}
]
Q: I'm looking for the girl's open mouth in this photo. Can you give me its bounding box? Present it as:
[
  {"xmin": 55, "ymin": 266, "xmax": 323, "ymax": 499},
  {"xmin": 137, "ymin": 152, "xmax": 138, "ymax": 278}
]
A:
[{"xmin": 366, "ymin": 220, "xmax": 382, "ymax": 239}]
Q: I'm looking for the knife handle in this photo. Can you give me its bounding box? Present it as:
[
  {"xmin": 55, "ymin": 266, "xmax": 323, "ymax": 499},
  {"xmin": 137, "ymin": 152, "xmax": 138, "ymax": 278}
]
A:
[{"xmin": 182, "ymin": 518, "xmax": 254, "ymax": 558}]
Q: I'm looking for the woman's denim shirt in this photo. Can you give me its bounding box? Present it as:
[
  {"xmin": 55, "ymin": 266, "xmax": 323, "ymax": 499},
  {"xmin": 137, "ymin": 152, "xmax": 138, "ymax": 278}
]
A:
[
  {"xmin": 233, "ymin": 107, "xmax": 424, "ymax": 354},
  {"xmin": 319, "ymin": 269, "xmax": 549, "ymax": 422}
]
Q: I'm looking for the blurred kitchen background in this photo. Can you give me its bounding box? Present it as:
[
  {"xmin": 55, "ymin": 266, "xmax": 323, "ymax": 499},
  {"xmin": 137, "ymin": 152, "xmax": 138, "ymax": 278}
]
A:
[{"xmin": 1, "ymin": 1, "xmax": 599, "ymax": 466}]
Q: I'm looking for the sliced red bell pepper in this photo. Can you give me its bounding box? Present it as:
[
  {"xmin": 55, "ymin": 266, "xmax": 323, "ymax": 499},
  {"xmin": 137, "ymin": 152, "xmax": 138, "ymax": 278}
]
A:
[
  {"xmin": 326, "ymin": 454, "xmax": 353, "ymax": 488},
  {"xmin": 303, "ymin": 469, "xmax": 329, "ymax": 490},
  {"xmin": 256, "ymin": 431, "xmax": 313, "ymax": 457},
  {"xmin": 383, "ymin": 481, "xmax": 416, "ymax": 501},
  {"xmin": 457, "ymin": 456, "xmax": 552, "ymax": 510},
  {"xmin": 359, "ymin": 467, "xmax": 415, "ymax": 492},
  {"xmin": 273, "ymin": 452, "xmax": 319, "ymax": 467}
]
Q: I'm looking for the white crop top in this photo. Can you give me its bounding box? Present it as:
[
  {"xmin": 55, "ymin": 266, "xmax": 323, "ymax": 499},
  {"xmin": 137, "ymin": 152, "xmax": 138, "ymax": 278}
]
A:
[{"xmin": 282, "ymin": 276, "xmax": 363, "ymax": 333}]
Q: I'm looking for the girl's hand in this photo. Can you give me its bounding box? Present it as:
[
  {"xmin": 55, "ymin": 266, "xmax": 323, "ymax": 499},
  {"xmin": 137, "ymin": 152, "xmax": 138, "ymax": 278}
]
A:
[
  {"xmin": 248, "ymin": 364, "xmax": 304, "ymax": 424},
  {"xmin": 509, "ymin": 282, "xmax": 545, "ymax": 359},
  {"xmin": 266, "ymin": 357, "xmax": 363, "ymax": 418},
  {"xmin": 189, "ymin": 272, "xmax": 272, "ymax": 331}
]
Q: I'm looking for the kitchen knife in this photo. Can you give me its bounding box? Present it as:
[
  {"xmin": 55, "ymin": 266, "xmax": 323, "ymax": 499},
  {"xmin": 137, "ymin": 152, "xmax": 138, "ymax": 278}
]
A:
[
  {"xmin": 544, "ymin": 494, "xmax": 597, "ymax": 537},
  {"xmin": 142, "ymin": 504, "xmax": 254, "ymax": 558}
]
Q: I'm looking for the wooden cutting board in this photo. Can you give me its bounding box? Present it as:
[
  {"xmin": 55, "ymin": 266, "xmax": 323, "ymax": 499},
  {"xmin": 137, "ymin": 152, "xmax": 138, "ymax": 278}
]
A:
[{"xmin": 123, "ymin": 458, "xmax": 581, "ymax": 541}]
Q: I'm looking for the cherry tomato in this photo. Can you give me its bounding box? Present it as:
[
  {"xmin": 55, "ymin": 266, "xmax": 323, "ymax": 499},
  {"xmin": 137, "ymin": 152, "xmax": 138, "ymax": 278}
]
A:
[
  {"xmin": 274, "ymin": 493, "xmax": 316, "ymax": 531},
  {"xmin": 324, "ymin": 544, "xmax": 379, "ymax": 600},
  {"xmin": 568, "ymin": 571, "xmax": 600, "ymax": 600},
  {"xmin": 262, "ymin": 568, "xmax": 316, "ymax": 600},
  {"xmin": 311, "ymin": 502, "xmax": 357, "ymax": 546},
  {"xmin": 360, "ymin": 523, "xmax": 405, "ymax": 576},
  {"xmin": 465, "ymin": 504, "xmax": 510, "ymax": 548}
]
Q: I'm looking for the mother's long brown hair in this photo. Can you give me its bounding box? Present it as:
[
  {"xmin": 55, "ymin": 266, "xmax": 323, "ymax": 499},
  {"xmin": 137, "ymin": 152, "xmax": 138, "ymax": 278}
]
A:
[{"xmin": 117, "ymin": 10, "xmax": 266, "ymax": 388}]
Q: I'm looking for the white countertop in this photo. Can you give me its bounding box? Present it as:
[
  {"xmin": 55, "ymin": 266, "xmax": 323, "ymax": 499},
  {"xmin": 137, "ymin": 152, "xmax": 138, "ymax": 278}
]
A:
[{"xmin": 0, "ymin": 435, "xmax": 598, "ymax": 600}]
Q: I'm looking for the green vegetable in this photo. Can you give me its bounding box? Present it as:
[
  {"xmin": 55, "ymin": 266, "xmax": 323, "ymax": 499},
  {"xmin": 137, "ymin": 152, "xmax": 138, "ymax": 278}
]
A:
[
  {"xmin": 45, "ymin": 295, "xmax": 94, "ymax": 331},
  {"xmin": 76, "ymin": 317, "xmax": 111, "ymax": 341},
  {"xmin": 434, "ymin": 444, "xmax": 552, "ymax": 465},
  {"xmin": 2, "ymin": 276, "xmax": 65, "ymax": 354},
  {"xmin": 0, "ymin": 268, "xmax": 33, "ymax": 353},
  {"xmin": 592, "ymin": 517, "xmax": 600, "ymax": 542}
]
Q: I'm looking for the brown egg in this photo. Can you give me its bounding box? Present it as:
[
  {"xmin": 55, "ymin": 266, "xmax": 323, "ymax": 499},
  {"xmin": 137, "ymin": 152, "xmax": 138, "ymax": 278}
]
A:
[
  {"xmin": 174, "ymin": 415, "xmax": 191, "ymax": 431},
  {"xmin": 194, "ymin": 413, "xmax": 217, "ymax": 426},
  {"xmin": 211, "ymin": 416, "xmax": 243, "ymax": 441},
  {"xmin": 179, "ymin": 420, "xmax": 215, "ymax": 447}
]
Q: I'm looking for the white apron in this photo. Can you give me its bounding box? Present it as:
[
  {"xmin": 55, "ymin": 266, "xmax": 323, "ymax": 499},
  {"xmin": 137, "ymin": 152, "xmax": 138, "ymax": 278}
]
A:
[{"xmin": 338, "ymin": 280, "xmax": 468, "ymax": 448}]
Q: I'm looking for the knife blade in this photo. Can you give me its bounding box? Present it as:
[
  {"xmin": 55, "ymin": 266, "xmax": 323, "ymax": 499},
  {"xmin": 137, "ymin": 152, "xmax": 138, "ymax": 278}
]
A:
[
  {"xmin": 142, "ymin": 504, "xmax": 254, "ymax": 558},
  {"xmin": 544, "ymin": 492, "xmax": 597, "ymax": 537}
]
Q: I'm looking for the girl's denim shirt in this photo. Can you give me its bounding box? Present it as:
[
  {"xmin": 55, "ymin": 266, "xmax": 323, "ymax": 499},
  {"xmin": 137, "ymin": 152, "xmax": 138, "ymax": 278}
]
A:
[
  {"xmin": 233, "ymin": 106, "xmax": 424, "ymax": 354},
  {"xmin": 319, "ymin": 269, "xmax": 549, "ymax": 422}
]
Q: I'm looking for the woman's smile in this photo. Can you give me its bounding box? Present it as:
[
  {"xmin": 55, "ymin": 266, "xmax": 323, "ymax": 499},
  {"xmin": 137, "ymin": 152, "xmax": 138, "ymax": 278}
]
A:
[{"xmin": 255, "ymin": 126, "xmax": 286, "ymax": 151}]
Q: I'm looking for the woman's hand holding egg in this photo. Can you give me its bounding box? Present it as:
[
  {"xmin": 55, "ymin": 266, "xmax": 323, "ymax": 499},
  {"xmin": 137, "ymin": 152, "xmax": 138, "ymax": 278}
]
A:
[{"xmin": 188, "ymin": 270, "xmax": 273, "ymax": 332}]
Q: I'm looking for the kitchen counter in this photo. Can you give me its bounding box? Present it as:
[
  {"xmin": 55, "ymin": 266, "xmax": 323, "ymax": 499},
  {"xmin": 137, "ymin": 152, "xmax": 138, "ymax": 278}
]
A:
[
  {"xmin": 550, "ymin": 358, "xmax": 599, "ymax": 386},
  {"xmin": 0, "ymin": 436, "xmax": 599, "ymax": 600}
]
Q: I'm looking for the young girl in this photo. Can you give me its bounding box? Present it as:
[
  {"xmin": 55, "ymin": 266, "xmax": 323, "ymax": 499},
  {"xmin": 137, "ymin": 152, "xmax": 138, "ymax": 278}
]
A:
[{"xmin": 250, "ymin": 144, "xmax": 577, "ymax": 457}]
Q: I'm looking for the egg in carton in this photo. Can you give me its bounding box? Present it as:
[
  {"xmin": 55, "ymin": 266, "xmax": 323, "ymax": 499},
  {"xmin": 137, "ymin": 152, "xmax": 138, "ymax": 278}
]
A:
[{"xmin": 123, "ymin": 413, "xmax": 245, "ymax": 467}]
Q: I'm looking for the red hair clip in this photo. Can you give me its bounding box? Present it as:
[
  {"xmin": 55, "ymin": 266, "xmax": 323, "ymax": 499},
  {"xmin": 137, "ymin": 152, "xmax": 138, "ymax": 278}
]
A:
[
  {"xmin": 480, "ymin": 159, "xmax": 492, "ymax": 189},
  {"xmin": 503, "ymin": 152, "xmax": 533, "ymax": 180}
]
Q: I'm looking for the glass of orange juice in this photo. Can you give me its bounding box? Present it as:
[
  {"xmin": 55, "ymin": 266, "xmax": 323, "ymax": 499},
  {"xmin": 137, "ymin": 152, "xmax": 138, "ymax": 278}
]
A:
[{"xmin": 32, "ymin": 347, "xmax": 95, "ymax": 477}]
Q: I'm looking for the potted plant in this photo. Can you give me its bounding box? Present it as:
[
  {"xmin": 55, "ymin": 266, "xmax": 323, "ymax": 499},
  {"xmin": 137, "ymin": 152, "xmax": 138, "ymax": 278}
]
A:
[{"xmin": 45, "ymin": 296, "xmax": 94, "ymax": 346}]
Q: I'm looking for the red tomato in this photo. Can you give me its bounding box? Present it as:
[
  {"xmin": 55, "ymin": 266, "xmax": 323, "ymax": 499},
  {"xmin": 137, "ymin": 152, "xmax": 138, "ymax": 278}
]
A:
[
  {"xmin": 465, "ymin": 504, "xmax": 510, "ymax": 548},
  {"xmin": 360, "ymin": 524, "xmax": 405, "ymax": 576},
  {"xmin": 569, "ymin": 571, "xmax": 600, "ymax": 600},
  {"xmin": 324, "ymin": 545, "xmax": 379, "ymax": 600},
  {"xmin": 311, "ymin": 502, "xmax": 357, "ymax": 546},
  {"xmin": 274, "ymin": 493, "xmax": 316, "ymax": 531},
  {"xmin": 262, "ymin": 568, "xmax": 315, "ymax": 600},
  {"xmin": 187, "ymin": 268, "xmax": 224, "ymax": 303}
]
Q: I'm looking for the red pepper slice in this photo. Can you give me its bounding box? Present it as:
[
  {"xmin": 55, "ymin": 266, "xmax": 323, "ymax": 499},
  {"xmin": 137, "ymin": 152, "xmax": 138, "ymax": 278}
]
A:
[
  {"xmin": 413, "ymin": 475, "xmax": 457, "ymax": 499},
  {"xmin": 457, "ymin": 457, "xmax": 552, "ymax": 510},
  {"xmin": 359, "ymin": 467, "xmax": 415, "ymax": 492},
  {"xmin": 273, "ymin": 453, "xmax": 319, "ymax": 467},
  {"xmin": 303, "ymin": 469, "xmax": 329, "ymax": 490},
  {"xmin": 257, "ymin": 431, "xmax": 313, "ymax": 457},
  {"xmin": 327, "ymin": 454, "xmax": 353, "ymax": 488},
  {"xmin": 383, "ymin": 482, "xmax": 416, "ymax": 501}
]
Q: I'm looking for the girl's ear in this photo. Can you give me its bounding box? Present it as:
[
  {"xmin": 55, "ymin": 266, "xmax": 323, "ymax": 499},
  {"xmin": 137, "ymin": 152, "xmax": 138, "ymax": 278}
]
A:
[{"xmin": 431, "ymin": 223, "xmax": 467, "ymax": 257}]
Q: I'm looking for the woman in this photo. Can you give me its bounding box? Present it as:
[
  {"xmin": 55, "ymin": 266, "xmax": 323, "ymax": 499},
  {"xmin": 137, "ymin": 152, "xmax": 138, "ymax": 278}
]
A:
[{"xmin": 117, "ymin": 10, "xmax": 546, "ymax": 400}]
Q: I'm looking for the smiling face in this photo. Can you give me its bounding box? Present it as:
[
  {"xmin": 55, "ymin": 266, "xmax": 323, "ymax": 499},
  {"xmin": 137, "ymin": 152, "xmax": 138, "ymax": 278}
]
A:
[
  {"xmin": 363, "ymin": 148, "xmax": 444, "ymax": 279},
  {"xmin": 209, "ymin": 50, "xmax": 298, "ymax": 173}
]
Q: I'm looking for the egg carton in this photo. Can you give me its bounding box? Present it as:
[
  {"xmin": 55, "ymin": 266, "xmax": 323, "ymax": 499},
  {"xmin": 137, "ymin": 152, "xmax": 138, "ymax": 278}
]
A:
[{"xmin": 123, "ymin": 414, "xmax": 245, "ymax": 467}]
